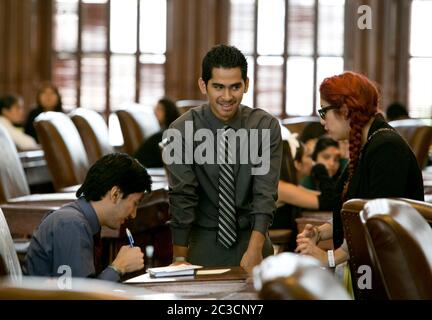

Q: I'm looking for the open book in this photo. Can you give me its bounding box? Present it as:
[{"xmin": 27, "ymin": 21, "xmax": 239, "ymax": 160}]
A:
[{"xmin": 148, "ymin": 265, "xmax": 203, "ymax": 278}]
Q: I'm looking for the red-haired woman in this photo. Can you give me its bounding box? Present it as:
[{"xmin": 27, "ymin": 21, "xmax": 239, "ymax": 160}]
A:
[{"xmin": 295, "ymin": 71, "xmax": 424, "ymax": 267}]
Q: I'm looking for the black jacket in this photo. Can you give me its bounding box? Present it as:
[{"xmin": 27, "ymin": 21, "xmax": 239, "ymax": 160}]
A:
[{"xmin": 332, "ymin": 114, "xmax": 424, "ymax": 247}]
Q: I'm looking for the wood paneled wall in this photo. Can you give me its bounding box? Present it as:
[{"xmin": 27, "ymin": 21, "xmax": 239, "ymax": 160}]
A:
[
  {"xmin": 344, "ymin": 0, "xmax": 411, "ymax": 111},
  {"xmin": 0, "ymin": 0, "xmax": 52, "ymax": 110},
  {"xmin": 165, "ymin": 0, "xmax": 229, "ymax": 100}
]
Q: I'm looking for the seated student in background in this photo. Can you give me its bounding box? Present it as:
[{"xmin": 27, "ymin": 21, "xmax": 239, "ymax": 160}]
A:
[
  {"xmin": 134, "ymin": 97, "xmax": 180, "ymax": 168},
  {"xmin": 385, "ymin": 102, "xmax": 409, "ymax": 122},
  {"xmin": 300, "ymin": 136, "xmax": 347, "ymax": 190},
  {"xmin": 0, "ymin": 94, "xmax": 39, "ymax": 151},
  {"xmin": 272, "ymin": 132, "xmax": 337, "ymax": 251},
  {"xmin": 299, "ymin": 121, "xmax": 326, "ymax": 157},
  {"xmin": 296, "ymin": 71, "xmax": 424, "ymax": 268},
  {"xmin": 25, "ymin": 82, "xmax": 64, "ymax": 141},
  {"xmin": 24, "ymin": 153, "xmax": 151, "ymax": 281}
]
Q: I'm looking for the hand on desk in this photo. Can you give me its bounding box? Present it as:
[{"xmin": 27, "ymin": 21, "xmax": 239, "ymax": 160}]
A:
[
  {"xmin": 240, "ymin": 247, "xmax": 263, "ymax": 274},
  {"xmin": 170, "ymin": 260, "xmax": 192, "ymax": 267},
  {"xmin": 112, "ymin": 245, "xmax": 145, "ymax": 275},
  {"xmin": 295, "ymin": 237, "xmax": 326, "ymax": 265}
]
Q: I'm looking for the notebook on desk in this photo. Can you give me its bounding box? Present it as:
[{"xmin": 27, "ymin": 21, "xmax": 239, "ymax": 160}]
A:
[{"xmin": 148, "ymin": 265, "xmax": 203, "ymax": 278}]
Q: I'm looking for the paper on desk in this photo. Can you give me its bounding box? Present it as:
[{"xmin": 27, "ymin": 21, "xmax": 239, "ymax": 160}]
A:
[
  {"xmin": 124, "ymin": 273, "xmax": 189, "ymax": 284},
  {"xmin": 196, "ymin": 268, "xmax": 230, "ymax": 275}
]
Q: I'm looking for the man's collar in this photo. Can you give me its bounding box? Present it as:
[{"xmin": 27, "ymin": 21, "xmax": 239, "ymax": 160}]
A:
[
  {"xmin": 203, "ymin": 104, "xmax": 242, "ymax": 131},
  {"xmin": 76, "ymin": 197, "xmax": 101, "ymax": 235}
]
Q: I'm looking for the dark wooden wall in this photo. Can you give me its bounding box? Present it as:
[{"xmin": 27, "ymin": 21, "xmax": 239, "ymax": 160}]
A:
[
  {"xmin": 0, "ymin": 0, "xmax": 412, "ymax": 113},
  {"xmin": 0, "ymin": 0, "xmax": 52, "ymax": 109}
]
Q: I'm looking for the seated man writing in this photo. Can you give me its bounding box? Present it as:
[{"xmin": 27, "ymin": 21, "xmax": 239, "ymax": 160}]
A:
[{"xmin": 24, "ymin": 153, "xmax": 151, "ymax": 281}]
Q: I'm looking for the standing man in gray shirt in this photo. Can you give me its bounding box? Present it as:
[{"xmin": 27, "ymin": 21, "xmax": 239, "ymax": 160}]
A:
[
  {"xmin": 24, "ymin": 153, "xmax": 151, "ymax": 281},
  {"xmin": 164, "ymin": 44, "xmax": 282, "ymax": 271}
]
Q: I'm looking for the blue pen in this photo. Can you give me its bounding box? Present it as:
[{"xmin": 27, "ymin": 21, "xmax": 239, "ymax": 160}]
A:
[{"xmin": 126, "ymin": 228, "xmax": 134, "ymax": 247}]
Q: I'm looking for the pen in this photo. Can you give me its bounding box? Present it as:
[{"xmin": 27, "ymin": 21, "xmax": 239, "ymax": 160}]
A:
[{"xmin": 126, "ymin": 228, "xmax": 134, "ymax": 247}]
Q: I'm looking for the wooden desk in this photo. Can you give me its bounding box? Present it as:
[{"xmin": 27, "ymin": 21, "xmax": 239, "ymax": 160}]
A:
[
  {"xmin": 125, "ymin": 266, "xmax": 257, "ymax": 300},
  {"xmin": 18, "ymin": 150, "xmax": 52, "ymax": 188}
]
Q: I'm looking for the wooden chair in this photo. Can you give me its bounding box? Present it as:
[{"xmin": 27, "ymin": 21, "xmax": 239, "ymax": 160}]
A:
[
  {"xmin": 389, "ymin": 119, "xmax": 432, "ymax": 169},
  {"xmin": 254, "ymin": 252, "xmax": 351, "ymax": 300},
  {"xmin": 361, "ymin": 198, "xmax": 432, "ymax": 299},
  {"xmin": 70, "ymin": 108, "xmax": 113, "ymax": 166},
  {"xmin": 175, "ymin": 99, "xmax": 206, "ymax": 114},
  {"xmin": 34, "ymin": 111, "xmax": 89, "ymax": 191},
  {"xmin": 281, "ymin": 116, "xmax": 321, "ymax": 135},
  {"xmin": 0, "ymin": 208, "xmax": 22, "ymax": 283},
  {"xmin": 116, "ymin": 104, "xmax": 160, "ymax": 155}
]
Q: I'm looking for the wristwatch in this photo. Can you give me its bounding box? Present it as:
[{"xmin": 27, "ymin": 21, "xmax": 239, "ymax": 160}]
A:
[{"xmin": 172, "ymin": 256, "xmax": 187, "ymax": 263}]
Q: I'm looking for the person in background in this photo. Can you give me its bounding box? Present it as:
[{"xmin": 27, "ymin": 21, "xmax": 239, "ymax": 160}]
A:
[
  {"xmin": 25, "ymin": 82, "xmax": 63, "ymax": 141},
  {"xmin": 300, "ymin": 136, "xmax": 347, "ymax": 190},
  {"xmin": 24, "ymin": 153, "xmax": 151, "ymax": 281},
  {"xmin": 385, "ymin": 102, "xmax": 409, "ymax": 122},
  {"xmin": 0, "ymin": 94, "xmax": 39, "ymax": 150},
  {"xmin": 299, "ymin": 122, "xmax": 326, "ymax": 158},
  {"xmin": 134, "ymin": 97, "xmax": 180, "ymax": 168}
]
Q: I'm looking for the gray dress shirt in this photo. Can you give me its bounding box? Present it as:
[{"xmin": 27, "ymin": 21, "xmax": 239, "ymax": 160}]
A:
[
  {"xmin": 24, "ymin": 197, "xmax": 119, "ymax": 281},
  {"xmin": 165, "ymin": 104, "xmax": 282, "ymax": 246}
]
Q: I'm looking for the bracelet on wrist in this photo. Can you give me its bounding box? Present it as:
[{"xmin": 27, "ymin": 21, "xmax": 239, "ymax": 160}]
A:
[{"xmin": 327, "ymin": 250, "xmax": 335, "ymax": 268}]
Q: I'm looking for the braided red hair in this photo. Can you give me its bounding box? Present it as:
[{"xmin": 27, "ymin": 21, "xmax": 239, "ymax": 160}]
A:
[{"xmin": 319, "ymin": 71, "xmax": 379, "ymax": 200}]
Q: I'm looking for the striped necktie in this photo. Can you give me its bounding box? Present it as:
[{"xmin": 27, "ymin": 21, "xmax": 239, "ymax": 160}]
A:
[{"xmin": 217, "ymin": 126, "xmax": 237, "ymax": 248}]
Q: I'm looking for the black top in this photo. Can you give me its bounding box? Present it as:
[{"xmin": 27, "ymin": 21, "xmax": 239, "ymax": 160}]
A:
[
  {"xmin": 166, "ymin": 104, "xmax": 282, "ymax": 246},
  {"xmin": 332, "ymin": 113, "xmax": 424, "ymax": 247},
  {"xmin": 134, "ymin": 131, "xmax": 164, "ymax": 168},
  {"xmin": 24, "ymin": 107, "xmax": 43, "ymax": 141}
]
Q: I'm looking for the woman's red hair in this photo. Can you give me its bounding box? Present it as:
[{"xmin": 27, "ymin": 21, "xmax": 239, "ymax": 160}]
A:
[{"xmin": 319, "ymin": 71, "xmax": 379, "ymax": 200}]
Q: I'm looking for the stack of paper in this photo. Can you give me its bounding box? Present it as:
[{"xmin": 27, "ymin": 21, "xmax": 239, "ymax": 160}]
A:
[{"xmin": 148, "ymin": 265, "xmax": 203, "ymax": 278}]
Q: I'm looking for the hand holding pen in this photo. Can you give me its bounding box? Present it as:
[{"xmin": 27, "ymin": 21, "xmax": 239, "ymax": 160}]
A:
[{"xmin": 110, "ymin": 228, "xmax": 144, "ymax": 274}]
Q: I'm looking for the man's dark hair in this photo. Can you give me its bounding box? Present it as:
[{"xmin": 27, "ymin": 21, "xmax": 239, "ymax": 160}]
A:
[
  {"xmin": 201, "ymin": 44, "xmax": 248, "ymax": 85},
  {"xmin": 76, "ymin": 153, "xmax": 152, "ymax": 201},
  {"xmin": 386, "ymin": 102, "xmax": 409, "ymax": 122},
  {"xmin": 312, "ymin": 136, "xmax": 339, "ymax": 161},
  {"xmin": 299, "ymin": 122, "xmax": 326, "ymax": 144},
  {"xmin": 0, "ymin": 94, "xmax": 20, "ymax": 114}
]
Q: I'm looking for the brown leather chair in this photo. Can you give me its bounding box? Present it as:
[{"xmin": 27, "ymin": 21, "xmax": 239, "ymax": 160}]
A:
[
  {"xmin": 389, "ymin": 119, "xmax": 432, "ymax": 169},
  {"xmin": 0, "ymin": 276, "xmax": 177, "ymax": 300},
  {"xmin": 281, "ymin": 116, "xmax": 321, "ymax": 135},
  {"xmin": 34, "ymin": 112, "xmax": 89, "ymax": 191},
  {"xmin": 341, "ymin": 199, "xmax": 388, "ymax": 300},
  {"xmin": 70, "ymin": 108, "xmax": 113, "ymax": 165},
  {"xmin": 254, "ymin": 253, "xmax": 351, "ymax": 300},
  {"xmin": 116, "ymin": 104, "xmax": 160, "ymax": 155},
  {"xmin": 341, "ymin": 197, "xmax": 432, "ymax": 300},
  {"xmin": 0, "ymin": 123, "xmax": 75, "ymax": 206},
  {"xmin": 361, "ymin": 198, "xmax": 432, "ymax": 299},
  {"xmin": 175, "ymin": 99, "xmax": 206, "ymax": 114},
  {"xmin": 0, "ymin": 208, "xmax": 22, "ymax": 282}
]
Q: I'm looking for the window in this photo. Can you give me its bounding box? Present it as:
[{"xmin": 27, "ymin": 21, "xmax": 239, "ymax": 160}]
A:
[
  {"xmin": 53, "ymin": 0, "xmax": 167, "ymax": 113},
  {"xmin": 409, "ymin": 0, "xmax": 432, "ymax": 118},
  {"xmin": 229, "ymin": 0, "xmax": 345, "ymax": 117}
]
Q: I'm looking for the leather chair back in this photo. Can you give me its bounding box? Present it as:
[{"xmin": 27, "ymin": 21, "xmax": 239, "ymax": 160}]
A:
[
  {"xmin": 389, "ymin": 119, "xmax": 432, "ymax": 169},
  {"xmin": 341, "ymin": 199, "xmax": 388, "ymax": 300},
  {"xmin": 70, "ymin": 108, "xmax": 113, "ymax": 165},
  {"xmin": 254, "ymin": 253, "xmax": 351, "ymax": 300},
  {"xmin": 0, "ymin": 125, "xmax": 30, "ymax": 203},
  {"xmin": 116, "ymin": 104, "xmax": 160, "ymax": 155},
  {"xmin": 0, "ymin": 208, "xmax": 22, "ymax": 282},
  {"xmin": 361, "ymin": 199, "xmax": 432, "ymax": 299},
  {"xmin": 34, "ymin": 112, "xmax": 89, "ymax": 191},
  {"xmin": 281, "ymin": 116, "xmax": 321, "ymax": 134},
  {"xmin": 175, "ymin": 99, "xmax": 206, "ymax": 114}
]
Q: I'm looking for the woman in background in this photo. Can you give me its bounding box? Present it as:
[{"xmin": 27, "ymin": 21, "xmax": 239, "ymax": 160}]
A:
[
  {"xmin": 25, "ymin": 82, "xmax": 63, "ymax": 141},
  {"xmin": 0, "ymin": 94, "xmax": 38, "ymax": 150},
  {"xmin": 134, "ymin": 97, "xmax": 180, "ymax": 167}
]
